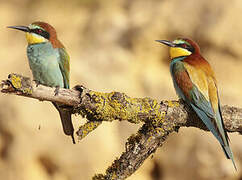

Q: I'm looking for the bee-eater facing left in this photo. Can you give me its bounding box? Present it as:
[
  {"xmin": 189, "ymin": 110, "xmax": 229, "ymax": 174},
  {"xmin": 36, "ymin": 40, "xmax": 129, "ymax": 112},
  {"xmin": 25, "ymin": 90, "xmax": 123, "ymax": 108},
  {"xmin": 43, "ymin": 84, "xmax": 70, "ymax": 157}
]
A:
[
  {"xmin": 156, "ymin": 38, "xmax": 236, "ymax": 170},
  {"xmin": 8, "ymin": 22, "xmax": 75, "ymax": 144}
]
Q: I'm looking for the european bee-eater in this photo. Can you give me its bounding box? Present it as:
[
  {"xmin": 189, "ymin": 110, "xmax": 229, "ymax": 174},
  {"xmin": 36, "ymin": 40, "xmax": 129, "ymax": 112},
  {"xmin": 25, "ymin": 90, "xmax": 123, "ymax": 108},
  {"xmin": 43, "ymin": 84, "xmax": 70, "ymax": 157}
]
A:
[
  {"xmin": 8, "ymin": 22, "xmax": 75, "ymax": 143},
  {"xmin": 156, "ymin": 38, "xmax": 236, "ymax": 169}
]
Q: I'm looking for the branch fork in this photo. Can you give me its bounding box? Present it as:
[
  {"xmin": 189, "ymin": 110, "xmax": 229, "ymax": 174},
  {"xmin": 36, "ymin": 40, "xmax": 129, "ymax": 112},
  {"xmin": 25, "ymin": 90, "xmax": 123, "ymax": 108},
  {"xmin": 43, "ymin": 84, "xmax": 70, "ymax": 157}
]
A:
[{"xmin": 1, "ymin": 73, "xmax": 241, "ymax": 180}]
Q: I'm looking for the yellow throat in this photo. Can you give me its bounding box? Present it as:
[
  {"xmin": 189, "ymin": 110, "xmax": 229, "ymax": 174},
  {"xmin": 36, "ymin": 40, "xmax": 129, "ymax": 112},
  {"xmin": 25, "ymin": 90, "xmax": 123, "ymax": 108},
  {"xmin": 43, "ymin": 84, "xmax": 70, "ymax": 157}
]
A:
[
  {"xmin": 25, "ymin": 32, "xmax": 48, "ymax": 44},
  {"xmin": 169, "ymin": 47, "xmax": 192, "ymax": 59}
]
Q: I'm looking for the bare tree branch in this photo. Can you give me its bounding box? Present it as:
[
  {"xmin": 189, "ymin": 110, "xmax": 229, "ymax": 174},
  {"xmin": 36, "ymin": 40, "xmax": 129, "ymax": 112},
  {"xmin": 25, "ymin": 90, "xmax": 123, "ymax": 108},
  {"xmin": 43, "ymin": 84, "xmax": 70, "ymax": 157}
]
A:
[{"xmin": 1, "ymin": 73, "xmax": 242, "ymax": 180}]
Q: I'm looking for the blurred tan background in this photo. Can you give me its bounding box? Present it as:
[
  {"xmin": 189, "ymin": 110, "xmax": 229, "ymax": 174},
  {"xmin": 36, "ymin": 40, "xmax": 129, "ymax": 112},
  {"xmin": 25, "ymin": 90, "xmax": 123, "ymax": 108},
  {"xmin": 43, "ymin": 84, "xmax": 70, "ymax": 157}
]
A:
[{"xmin": 1, "ymin": 0, "xmax": 242, "ymax": 179}]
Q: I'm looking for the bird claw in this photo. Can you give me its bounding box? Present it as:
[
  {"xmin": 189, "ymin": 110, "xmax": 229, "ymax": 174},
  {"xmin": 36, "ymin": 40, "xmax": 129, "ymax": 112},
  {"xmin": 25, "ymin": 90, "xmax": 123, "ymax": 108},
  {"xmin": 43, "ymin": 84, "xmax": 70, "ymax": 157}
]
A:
[
  {"xmin": 34, "ymin": 80, "xmax": 41, "ymax": 87},
  {"xmin": 174, "ymin": 126, "xmax": 180, "ymax": 133},
  {"xmin": 54, "ymin": 86, "xmax": 60, "ymax": 96},
  {"xmin": 73, "ymin": 85, "xmax": 88, "ymax": 102},
  {"xmin": 73, "ymin": 85, "xmax": 84, "ymax": 94}
]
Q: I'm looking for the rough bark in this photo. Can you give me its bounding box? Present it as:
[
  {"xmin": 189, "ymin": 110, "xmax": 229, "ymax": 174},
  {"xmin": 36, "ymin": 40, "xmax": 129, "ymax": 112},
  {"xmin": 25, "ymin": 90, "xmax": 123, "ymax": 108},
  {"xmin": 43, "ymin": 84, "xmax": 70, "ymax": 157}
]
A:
[{"xmin": 1, "ymin": 73, "xmax": 242, "ymax": 180}]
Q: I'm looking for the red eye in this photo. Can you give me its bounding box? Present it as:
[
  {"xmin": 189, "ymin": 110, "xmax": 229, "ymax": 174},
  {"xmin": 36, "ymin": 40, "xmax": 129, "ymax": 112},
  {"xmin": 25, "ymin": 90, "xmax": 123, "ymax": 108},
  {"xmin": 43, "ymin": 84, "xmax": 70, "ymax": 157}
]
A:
[
  {"xmin": 37, "ymin": 29, "xmax": 42, "ymax": 33},
  {"xmin": 33, "ymin": 29, "xmax": 43, "ymax": 34},
  {"xmin": 181, "ymin": 44, "xmax": 188, "ymax": 48}
]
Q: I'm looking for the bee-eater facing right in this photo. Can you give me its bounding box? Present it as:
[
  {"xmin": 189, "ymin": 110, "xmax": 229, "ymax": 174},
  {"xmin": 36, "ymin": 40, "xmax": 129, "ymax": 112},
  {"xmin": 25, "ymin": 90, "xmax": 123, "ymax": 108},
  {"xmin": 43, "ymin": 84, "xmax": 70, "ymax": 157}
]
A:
[{"xmin": 156, "ymin": 38, "xmax": 236, "ymax": 170}]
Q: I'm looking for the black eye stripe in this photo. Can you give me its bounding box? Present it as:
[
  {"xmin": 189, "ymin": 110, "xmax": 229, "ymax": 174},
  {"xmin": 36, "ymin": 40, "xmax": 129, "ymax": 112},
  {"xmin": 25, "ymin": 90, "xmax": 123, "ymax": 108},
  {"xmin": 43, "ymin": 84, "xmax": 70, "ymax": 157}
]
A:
[
  {"xmin": 177, "ymin": 43, "xmax": 194, "ymax": 53},
  {"xmin": 180, "ymin": 44, "xmax": 187, "ymax": 48},
  {"xmin": 30, "ymin": 28, "xmax": 50, "ymax": 40}
]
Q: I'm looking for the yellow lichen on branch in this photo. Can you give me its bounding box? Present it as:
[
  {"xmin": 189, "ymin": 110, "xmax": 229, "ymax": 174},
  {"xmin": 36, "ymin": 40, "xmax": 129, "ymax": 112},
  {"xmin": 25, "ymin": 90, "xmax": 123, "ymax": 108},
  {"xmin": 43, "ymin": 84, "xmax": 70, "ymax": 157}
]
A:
[
  {"xmin": 1, "ymin": 73, "xmax": 242, "ymax": 180},
  {"xmin": 76, "ymin": 91, "xmax": 168, "ymax": 127},
  {"xmin": 76, "ymin": 121, "xmax": 102, "ymax": 140},
  {"xmin": 1, "ymin": 73, "xmax": 32, "ymax": 94}
]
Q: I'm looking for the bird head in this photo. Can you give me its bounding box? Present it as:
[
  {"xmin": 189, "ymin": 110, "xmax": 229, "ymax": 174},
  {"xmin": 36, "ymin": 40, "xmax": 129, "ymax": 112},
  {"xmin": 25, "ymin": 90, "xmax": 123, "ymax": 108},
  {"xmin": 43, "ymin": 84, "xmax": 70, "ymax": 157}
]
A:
[
  {"xmin": 156, "ymin": 38, "xmax": 200, "ymax": 59},
  {"xmin": 8, "ymin": 21, "xmax": 64, "ymax": 48}
]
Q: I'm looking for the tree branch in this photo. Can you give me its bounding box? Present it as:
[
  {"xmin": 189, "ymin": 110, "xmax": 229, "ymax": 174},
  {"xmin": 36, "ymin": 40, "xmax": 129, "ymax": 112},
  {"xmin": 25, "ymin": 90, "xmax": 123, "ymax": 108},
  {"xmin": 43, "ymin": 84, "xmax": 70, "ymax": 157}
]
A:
[{"xmin": 1, "ymin": 73, "xmax": 242, "ymax": 179}]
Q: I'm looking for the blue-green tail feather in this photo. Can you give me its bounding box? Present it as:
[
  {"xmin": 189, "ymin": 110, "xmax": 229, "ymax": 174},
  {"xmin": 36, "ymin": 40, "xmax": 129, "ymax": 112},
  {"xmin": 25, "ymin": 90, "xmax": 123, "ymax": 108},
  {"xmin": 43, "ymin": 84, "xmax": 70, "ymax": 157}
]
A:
[
  {"xmin": 191, "ymin": 104, "xmax": 224, "ymax": 145},
  {"xmin": 222, "ymin": 145, "xmax": 237, "ymax": 170},
  {"xmin": 191, "ymin": 104, "xmax": 236, "ymax": 170}
]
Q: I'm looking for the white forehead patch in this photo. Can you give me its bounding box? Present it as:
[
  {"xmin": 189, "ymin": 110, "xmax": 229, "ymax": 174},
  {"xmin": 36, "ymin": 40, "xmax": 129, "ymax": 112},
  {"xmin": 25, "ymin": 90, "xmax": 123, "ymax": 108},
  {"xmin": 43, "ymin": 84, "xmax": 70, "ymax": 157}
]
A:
[
  {"xmin": 28, "ymin": 24, "xmax": 44, "ymax": 30},
  {"xmin": 172, "ymin": 39, "xmax": 185, "ymax": 44}
]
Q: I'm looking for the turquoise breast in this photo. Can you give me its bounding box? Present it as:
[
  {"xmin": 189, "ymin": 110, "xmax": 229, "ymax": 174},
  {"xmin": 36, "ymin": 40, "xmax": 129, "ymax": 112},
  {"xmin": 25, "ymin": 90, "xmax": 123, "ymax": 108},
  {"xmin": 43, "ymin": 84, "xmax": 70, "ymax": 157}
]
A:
[{"xmin": 27, "ymin": 42, "xmax": 64, "ymax": 88}]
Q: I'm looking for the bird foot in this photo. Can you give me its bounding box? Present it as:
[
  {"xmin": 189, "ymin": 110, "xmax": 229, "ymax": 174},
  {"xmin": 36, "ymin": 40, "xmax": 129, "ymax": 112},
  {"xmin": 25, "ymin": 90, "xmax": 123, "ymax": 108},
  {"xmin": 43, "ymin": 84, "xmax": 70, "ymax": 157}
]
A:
[
  {"xmin": 73, "ymin": 85, "xmax": 88, "ymax": 102},
  {"xmin": 33, "ymin": 80, "xmax": 41, "ymax": 87},
  {"xmin": 54, "ymin": 86, "xmax": 60, "ymax": 96},
  {"xmin": 73, "ymin": 85, "xmax": 84, "ymax": 94}
]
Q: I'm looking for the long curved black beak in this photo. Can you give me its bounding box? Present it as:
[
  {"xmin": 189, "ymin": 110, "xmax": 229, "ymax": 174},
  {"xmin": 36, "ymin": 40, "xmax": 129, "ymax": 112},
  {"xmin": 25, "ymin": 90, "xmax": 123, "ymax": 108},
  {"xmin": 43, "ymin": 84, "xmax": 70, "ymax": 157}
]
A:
[
  {"xmin": 7, "ymin": 26, "xmax": 30, "ymax": 32},
  {"xmin": 155, "ymin": 40, "xmax": 176, "ymax": 47}
]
